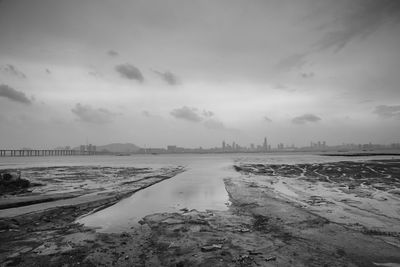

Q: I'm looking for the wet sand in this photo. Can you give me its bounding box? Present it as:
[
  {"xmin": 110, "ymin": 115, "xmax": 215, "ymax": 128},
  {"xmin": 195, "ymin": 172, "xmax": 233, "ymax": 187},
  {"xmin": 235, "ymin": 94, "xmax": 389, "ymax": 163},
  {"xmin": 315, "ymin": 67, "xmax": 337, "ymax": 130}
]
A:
[{"xmin": 1, "ymin": 159, "xmax": 400, "ymax": 266}]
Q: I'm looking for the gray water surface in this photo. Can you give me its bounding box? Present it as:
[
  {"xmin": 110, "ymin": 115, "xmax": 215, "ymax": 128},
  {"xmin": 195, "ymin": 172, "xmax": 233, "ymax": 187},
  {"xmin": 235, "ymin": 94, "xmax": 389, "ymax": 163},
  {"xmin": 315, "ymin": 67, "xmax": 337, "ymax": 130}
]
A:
[{"xmin": 78, "ymin": 156, "xmax": 238, "ymax": 232}]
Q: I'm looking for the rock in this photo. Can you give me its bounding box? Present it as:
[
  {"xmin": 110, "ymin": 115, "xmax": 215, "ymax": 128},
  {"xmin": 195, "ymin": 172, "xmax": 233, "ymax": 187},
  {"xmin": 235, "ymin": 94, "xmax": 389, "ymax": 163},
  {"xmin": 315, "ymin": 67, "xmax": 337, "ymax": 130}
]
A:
[
  {"xmin": 162, "ymin": 218, "xmax": 183, "ymax": 225},
  {"xmin": 237, "ymin": 255, "xmax": 252, "ymax": 263},
  {"xmin": 248, "ymin": 250, "xmax": 262, "ymax": 255},
  {"xmin": 336, "ymin": 248, "xmax": 346, "ymax": 257},
  {"xmin": 1, "ymin": 171, "xmax": 21, "ymax": 182},
  {"xmin": 0, "ymin": 171, "xmax": 30, "ymax": 194},
  {"xmin": 8, "ymin": 223, "xmax": 19, "ymax": 229},
  {"xmin": 233, "ymin": 165, "xmax": 242, "ymax": 172},
  {"xmin": 201, "ymin": 244, "xmax": 223, "ymax": 252},
  {"xmin": 236, "ymin": 228, "xmax": 251, "ymax": 233},
  {"xmin": 265, "ymin": 256, "xmax": 277, "ymax": 261},
  {"xmin": 120, "ymin": 232, "xmax": 129, "ymax": 238},
  {"xmin": 168, "ymin": 242, "xmax": 180, "ymax": 248}
]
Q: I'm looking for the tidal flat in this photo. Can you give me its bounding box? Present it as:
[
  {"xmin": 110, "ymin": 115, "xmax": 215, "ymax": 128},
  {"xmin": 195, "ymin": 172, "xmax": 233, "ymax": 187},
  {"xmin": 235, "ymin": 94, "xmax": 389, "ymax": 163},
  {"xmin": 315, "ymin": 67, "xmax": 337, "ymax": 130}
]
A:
[{"xmin": 0, "ymin": 157, "xmax": 399, "ymax": 266}]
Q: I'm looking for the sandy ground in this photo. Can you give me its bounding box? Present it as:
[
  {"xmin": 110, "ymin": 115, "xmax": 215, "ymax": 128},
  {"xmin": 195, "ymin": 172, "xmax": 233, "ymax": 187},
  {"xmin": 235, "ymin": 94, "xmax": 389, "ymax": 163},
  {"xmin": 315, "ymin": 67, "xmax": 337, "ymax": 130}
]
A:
[{"xmin": 0, "ymin": 159, "xmax": 400, "ymax": 266}]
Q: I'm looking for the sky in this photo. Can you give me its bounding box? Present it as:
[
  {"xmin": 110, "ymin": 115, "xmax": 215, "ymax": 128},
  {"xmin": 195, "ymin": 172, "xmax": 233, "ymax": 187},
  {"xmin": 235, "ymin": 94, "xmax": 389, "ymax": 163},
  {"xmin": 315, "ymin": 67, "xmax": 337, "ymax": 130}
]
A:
[{"xmin": 0, "ymin": 0, "xmax": 400, "ymax": 149}]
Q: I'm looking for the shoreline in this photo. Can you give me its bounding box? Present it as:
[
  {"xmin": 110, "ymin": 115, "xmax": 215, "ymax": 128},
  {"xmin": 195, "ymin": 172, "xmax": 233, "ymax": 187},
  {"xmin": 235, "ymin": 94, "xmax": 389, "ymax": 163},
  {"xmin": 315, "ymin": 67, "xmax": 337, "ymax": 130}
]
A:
[
  {"xmin": 1, "ymin": 159, "xmax": 400, "ymax": 266},
  {"xmin": 0, "ymin": 166, "xmax": 185, "ymax": 217}
]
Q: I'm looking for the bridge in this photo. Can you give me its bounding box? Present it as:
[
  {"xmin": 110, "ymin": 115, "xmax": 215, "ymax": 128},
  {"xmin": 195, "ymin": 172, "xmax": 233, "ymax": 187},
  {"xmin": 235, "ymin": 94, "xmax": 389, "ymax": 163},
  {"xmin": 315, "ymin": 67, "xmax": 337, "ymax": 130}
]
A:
[{"xmin": 0, "ymin": 150, "xmax": 96, "ymax": 157}]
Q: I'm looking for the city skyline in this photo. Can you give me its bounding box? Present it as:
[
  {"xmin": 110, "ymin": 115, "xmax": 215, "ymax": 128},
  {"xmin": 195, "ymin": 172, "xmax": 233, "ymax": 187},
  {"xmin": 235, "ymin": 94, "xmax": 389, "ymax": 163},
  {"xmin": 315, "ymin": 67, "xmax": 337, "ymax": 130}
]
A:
[
  {"xmin": 1, "ymin": 0, "xmax": 400, "ymax": 148},
  {"xmin": 4, "ymin": 136, "xmax": 400, "ymax": 153}
]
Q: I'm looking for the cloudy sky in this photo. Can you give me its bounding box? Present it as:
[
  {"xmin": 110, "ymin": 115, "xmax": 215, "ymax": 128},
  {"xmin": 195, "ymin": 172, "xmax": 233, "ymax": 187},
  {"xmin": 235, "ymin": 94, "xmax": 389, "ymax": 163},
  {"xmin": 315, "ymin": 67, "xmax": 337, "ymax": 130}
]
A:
[{"xmin": 1, "ymin": 0, "xmax": 400, "ymax": 149}]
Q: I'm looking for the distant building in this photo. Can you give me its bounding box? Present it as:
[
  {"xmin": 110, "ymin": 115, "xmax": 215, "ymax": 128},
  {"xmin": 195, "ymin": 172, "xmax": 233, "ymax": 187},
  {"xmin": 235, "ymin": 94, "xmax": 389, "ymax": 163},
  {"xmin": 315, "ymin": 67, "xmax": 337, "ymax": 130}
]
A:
[
  {"xmin": 263, "ymin": 137, "xmax": 268, "ymax": 151},
  {"xmin": 139, "ymin": 148, "xmax": 166, "ymax": 154},
  {"xmin": 167, "ymin": 145, "xmax": 177, "ymax": 152}
]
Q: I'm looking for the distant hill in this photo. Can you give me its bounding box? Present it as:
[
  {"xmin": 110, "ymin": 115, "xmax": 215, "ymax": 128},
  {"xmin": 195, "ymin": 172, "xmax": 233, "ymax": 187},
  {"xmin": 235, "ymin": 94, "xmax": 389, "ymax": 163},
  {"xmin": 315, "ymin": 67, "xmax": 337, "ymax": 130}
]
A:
[{"xmin": 96, "ymin": 143, "xmax": 141, "ymax": 153}]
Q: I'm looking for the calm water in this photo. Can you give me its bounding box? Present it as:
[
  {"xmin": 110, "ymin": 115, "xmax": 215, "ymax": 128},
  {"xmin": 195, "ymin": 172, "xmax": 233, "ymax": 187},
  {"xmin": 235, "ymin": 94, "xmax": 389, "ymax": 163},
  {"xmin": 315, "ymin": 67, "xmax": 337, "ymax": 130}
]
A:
[
  {"xmin": 79, "ymin": 155, "xmax": 237, "ymax": 232},
  {"xmin": 2, "ymin": 153, "xmax": 398, "ymax": 232}
]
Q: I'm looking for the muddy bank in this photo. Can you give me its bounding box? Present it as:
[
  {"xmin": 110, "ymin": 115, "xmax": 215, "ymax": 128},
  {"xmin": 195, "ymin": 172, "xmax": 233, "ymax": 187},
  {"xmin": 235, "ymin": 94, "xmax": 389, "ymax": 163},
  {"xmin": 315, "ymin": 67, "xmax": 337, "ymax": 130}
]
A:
[
  {"xmin": 321, "ymin": 153, "xmax": 400, "ymax": 157},
  {"xmin": 234, "ymin": 159, "xmax": 400, "ymax": 233},
  {"xmin": 0, "ymin": 166, "xmax": 184, "ymax": 214},
  {"xmin": 0, "ymin": 166, "xmax": 185, "ymax": 266},
  {"xmin": 1, "ymin": 160, "xmax": 400, "ymax": 266}
]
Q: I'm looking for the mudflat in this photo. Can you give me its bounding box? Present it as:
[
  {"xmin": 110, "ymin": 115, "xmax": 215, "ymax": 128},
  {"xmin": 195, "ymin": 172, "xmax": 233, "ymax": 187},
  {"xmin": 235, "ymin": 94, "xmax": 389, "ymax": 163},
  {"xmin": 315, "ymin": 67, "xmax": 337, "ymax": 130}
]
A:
[{"xmin": 1, "ymin": 159, "xmax": 400, "ymax": 266}]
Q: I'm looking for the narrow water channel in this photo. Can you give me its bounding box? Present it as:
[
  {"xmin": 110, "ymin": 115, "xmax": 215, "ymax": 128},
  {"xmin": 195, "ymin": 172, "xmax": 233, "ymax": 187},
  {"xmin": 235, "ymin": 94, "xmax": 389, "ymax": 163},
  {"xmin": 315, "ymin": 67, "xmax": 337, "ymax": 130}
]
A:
[{"xmin": 78, "ymin": 156, "xmax": 237, "ymax": 232}]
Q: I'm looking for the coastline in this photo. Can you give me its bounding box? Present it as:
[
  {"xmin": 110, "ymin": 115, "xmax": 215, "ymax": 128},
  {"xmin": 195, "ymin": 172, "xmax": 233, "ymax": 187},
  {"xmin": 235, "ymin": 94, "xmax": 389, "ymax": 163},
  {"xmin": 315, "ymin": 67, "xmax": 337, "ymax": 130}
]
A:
[{"xmin": 0, "ymin": 159, "xmax": 399, "ymax": 266}]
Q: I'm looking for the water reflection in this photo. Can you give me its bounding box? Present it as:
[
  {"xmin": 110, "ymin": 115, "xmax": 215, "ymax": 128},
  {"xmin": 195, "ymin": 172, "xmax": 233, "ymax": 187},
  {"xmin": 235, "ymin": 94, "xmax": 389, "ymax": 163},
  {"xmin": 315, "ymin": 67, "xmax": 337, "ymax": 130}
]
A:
[{"xmin": 78, "ymin": 157, "xmax": 237, "ymax": 232}]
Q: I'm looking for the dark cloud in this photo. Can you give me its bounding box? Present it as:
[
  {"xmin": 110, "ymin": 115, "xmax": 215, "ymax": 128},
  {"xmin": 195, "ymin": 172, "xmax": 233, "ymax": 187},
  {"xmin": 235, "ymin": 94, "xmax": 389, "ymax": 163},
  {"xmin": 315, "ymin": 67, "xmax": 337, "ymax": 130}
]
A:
[
  {"xmin": 153, "ymin": 70, "xmax": 180, "ymax": 85},
  {"xmin": 203, "ymin": 119, "xmax": 225, "ymax": 130},
  {"xmin": 71, "ymin": 103, "xmax": 118, "ymax": 124},
  {"xmin": 373, "ymin": 105, "xmax": 400, "ymax": 119},
  {"xmin": 1, "ymin": 64, "xmax": 27, "ymax": 79},
  {"xmin": 45, "ymin": 69, "xmax": 51, "ymax": 74},
  {"xmin": 170, "ymin": 106, "xmax": 203, "ymax": 122},
  {"xmin": 274, "ymin": 84, "xmax": 296, "ymax": 93},
  {"xmin": 301, "ymin": 72, "xmax": 314, "ymax": 79},
  {"xmin": 264, "ymin": 116, "xmax": 272, "ymax": 122},
  {"xmin": 170, "ymin": 106, "xmax": 226, "ymax": 130},
  {"xmin": 314, "ymin": 0, "xmax": 400, "ymax": 53},
  {"xmin": 292, "ymin": 114, "xmax": 321, "ymax": 124},
  {"xmin": 359, "ymin": 99, "xmax": 373, "ymax": 104},
  {"xmin": 107, "ymin": 50, "xmax": 119, "ymax": 57},
  {"xmin": 142, "ymin": 110, "xmax": 151, "ymax": 117},
  {"xmin": 275, "ymin": 53, "xmax": 307, "ymax": 72},
  {"xmin": 115, "ymin": 64, "xmax": 144, "ymax": 82},
  {"xmin": 275, "ymin": 84, "xmax": 287, "ymax": 90},
  {"xmin": 88, "ymin": 71, "xmax": 101, "ymax": 77},
  {"xmin": 202, "ymin": 110, "xmax": 214, "ymax": 117},
  {"xmin": 0, "ymin": 84, "xmax": 31, "ymax": 104}
]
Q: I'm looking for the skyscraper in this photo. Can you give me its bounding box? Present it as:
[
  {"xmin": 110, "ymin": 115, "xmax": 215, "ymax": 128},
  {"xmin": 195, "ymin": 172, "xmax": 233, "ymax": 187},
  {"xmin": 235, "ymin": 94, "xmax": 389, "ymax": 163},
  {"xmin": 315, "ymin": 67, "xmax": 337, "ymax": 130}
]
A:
[{"xmin": 263, "ymin": 137, "xmax": 268, "ymax": 151}]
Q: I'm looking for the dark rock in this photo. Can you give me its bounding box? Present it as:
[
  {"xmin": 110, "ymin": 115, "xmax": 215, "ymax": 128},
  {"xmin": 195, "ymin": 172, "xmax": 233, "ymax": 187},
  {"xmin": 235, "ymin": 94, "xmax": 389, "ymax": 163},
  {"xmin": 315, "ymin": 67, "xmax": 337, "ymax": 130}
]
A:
[
  {"xmin": 0, "ymin": 176, "xmax": 30, "ymax": 194},
  {"xmin": 265, "ymin": 256, "xmax": 276, "ymax": 261},
  {"xmin": 336, "ymin": 248, "xmax": 346, "ymax": 257}
]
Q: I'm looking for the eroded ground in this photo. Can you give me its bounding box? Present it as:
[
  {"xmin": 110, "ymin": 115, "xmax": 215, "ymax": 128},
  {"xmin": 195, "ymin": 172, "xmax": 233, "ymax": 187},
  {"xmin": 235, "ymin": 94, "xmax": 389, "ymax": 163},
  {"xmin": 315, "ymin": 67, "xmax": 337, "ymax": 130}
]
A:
[
  {"xmin": 234, "ymin": 159, "xmax": 400, "ymax": 232},
  {"xmin": 1, "ymin": 159, "xmax": 400, "ymax": 266},
  {"xmin": 0, "ymin": 166, "xmax": 184, "ymax": 213}
]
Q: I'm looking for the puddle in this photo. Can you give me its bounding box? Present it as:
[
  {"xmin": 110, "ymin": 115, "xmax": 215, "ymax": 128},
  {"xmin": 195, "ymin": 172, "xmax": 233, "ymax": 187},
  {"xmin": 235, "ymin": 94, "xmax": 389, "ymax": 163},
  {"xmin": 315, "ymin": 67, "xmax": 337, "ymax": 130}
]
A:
[{"xmin": 78, "ymin": 157, "xmax": 237, "ymax": 232}]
